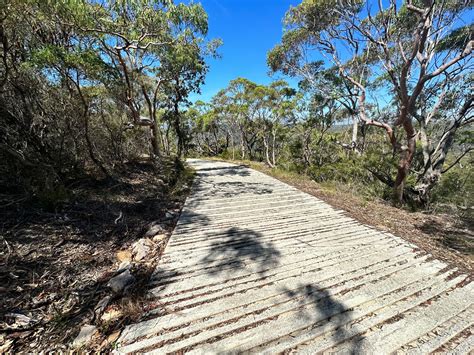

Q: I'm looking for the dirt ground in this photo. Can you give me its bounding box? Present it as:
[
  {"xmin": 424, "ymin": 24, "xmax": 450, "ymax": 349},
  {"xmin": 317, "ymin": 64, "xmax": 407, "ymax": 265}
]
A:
[
  {"xmin": 0, "ymin": 159, "xmax": 194, "ymax": 352},
  {"xmin": 235, "ymin": 160, "xmax": 473, "ymax": 275}
]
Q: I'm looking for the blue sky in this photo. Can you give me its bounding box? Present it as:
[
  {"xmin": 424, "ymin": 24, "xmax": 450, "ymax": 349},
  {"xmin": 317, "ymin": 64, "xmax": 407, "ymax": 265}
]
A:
[
  {"xmin": 190, "ymin": 0, "xmax": 300, "ymax": 102},
  {"xmin": 190, "ymin": 0, "xmax": 473, "ymax": 104}
]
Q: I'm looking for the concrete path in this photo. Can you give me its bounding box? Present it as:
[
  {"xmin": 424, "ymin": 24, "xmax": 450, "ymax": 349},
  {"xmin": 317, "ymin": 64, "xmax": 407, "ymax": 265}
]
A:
[{"xmin": 117, "ymin": 159, "xmax": 473, "ymax": 354}]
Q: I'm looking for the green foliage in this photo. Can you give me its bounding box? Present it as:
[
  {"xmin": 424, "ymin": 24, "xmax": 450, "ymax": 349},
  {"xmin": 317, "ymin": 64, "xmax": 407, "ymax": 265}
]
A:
[
  {"xmin": 265, "ymin": 0, "xmax": 473, "ymax": 209},
  {"xmin": 0, "ymin": 0, "xmax": 217, "ymax": 196},
  {"xmin": 432, "ymin": 164, "xmax": 473, "ymax": 207},
  {"xmin": 436, "ymin": 24, "xmax": 474, "ymax": 52},
  {"xmin": 284, "ymin": 0, "xmax": 363, "ymax": 33}
]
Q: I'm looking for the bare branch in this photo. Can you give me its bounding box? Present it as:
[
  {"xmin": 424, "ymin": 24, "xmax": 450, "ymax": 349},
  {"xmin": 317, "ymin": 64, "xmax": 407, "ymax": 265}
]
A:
[{"xmin": 441, "ymin": 148, "xmax": 473, "ymax": 174}]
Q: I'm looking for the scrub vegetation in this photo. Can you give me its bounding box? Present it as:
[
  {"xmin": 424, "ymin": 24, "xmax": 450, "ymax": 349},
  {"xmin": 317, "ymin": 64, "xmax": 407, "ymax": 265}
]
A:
[{"xmin": 0, "ymin": 0, "xmax": 472, "ymax": 351}]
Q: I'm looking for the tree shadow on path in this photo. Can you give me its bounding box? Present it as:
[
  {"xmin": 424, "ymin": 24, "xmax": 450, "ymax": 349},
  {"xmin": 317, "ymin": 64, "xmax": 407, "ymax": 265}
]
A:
[
  {"xmin": 201, "ymin": 227, "xmax": 281, "ymax": 276},
  {"xmin": 196, "ymin": 165, "xmax": 251, "ymax": 177},
  {"xmin": 283, "ymin": 283, "xmax": 365, "ymax": 354},
  {"xmin": 190, "ymin": 181, "xmax": 274, "ymax": 199}
]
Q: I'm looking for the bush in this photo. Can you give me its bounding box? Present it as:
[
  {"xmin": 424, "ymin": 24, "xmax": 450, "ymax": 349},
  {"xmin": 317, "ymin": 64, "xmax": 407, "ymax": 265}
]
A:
[{"xmin": 432, "ymin": 165, "xmax": 473, "ymax": 208}]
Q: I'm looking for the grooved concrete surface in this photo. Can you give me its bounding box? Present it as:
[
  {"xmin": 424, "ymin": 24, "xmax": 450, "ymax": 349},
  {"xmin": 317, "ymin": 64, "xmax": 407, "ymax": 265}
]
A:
[{"xmin": 117, "ymin": 159, "xmax": 473, "ymax": 354}]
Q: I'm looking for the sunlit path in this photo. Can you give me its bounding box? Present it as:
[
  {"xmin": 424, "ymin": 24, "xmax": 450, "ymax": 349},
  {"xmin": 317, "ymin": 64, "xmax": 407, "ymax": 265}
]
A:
[{"xmin": 117, "ymin": 159, "xmax": 473, "ymax": 354}]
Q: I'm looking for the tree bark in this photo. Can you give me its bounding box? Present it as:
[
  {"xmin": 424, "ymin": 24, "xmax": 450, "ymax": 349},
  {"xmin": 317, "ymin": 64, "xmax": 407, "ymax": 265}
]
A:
[
  {"xmin": 150, "ymin": 124, "xmax": 160, "ymax": 158},
  {"xmin": 231, "ymin": 133, "xmax": 235, "ymax": 160},
  {"xmin": 141, "ymin": 84, "xmax": 161, "ymax": 158},
  {"xmin": 350, "ymin": 116, "xmax": 360, "ymax": 155},
  {"xmin": 240, "ymin": 131, "xmax": 246, "ymax": 159},
  {"xmin": 263, "ymin": 136, "xmax": 274, "ymax": 167},
  {"xmin": 393, "ymin": 115, "xmax": 416, "ymax": 204},
  {"xmin": 271, "ymin": 129, "xmax": 277, "ymax": 167}
]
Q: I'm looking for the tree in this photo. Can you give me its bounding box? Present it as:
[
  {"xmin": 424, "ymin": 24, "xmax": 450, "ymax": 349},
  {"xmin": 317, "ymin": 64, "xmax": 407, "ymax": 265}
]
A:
[
  {"xmin": 79, "ymin": 0, "xmax": 214, "ymax": 157},
  {"xmin": 255, "ymin": 80, "xmax": 296, "ymax": 167},
  {"xmin": 269, "ymin": 0, "xmax": 473, "ymax": 204},
  {"xmin": 414, "ymin": 75, "xmax": 473, "ymax": 204},
  {"xmin": 159, "ymin": 35, "xmax": 220, "ymax": 157},
  {"xmin": 187, "ymin": 100, "xmax": 226, "ymax": 156},
  {"xmin": 221, "ymin": 78, "xmax": 259, "ymax": 160},
  {"xmin": 0, "ymin": 0, "xmax": 218, "ymax": 194}
]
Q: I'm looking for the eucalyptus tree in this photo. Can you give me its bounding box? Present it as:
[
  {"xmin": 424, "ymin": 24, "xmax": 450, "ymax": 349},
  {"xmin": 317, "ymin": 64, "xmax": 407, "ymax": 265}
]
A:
[
  {"xmin": 299, "ymin": 90, "xmax": 343, "ymax": 168},
  {"xmin": 0, "ymin": 0, "xmax": 116, "ymax": 186},
  {"xmin": 159, "ymin": 34, "xmax": 220, "ymax": 157},
  {"xmin": 254, "ymin": 80, "xmax": 296, "ymax": 167},
  {"xmin": 211, "ymin": 90, "xmax": 238, "ymax": 159},
  {"xmin": 27, "ymin": 15, "xmax": 117, "ymax": 175},
  {"xmin": 269, "ymin": 0, "xmax": 473, "ymax": 204},
  {"xmin": 221, "ymin": 78, "xmax": 260, "ymax": 159},
  {"xmin": 187, "ymin": 100, "xmax": 226, "ymax": 156},
  {"xmin": 80, "ymin": 0, "xmax": 215, "ymax": 157},
  {"xmin": 0, "ymin": 0, "xmax": 218, "ymax": 194},
  {"xmin": 211, "ymin": 78, "xmax": 296, "ymax": 164}
]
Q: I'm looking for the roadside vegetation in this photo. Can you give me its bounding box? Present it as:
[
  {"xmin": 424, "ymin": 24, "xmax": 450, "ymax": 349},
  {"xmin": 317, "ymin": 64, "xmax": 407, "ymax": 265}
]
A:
[
  {"xmin": 0, "ymin": 0, "xmax": 472, "ymax": 351},
  {"xmin": 1, "ymin": 0, "xmax": 212, "ymax": 351},
  {"xmin": 185, "ymin": 1, "xmax": 473, "ymax": 221},
  {"xmin": 183, "ymin": 1, "xmax": 472, "ymax": 266}
]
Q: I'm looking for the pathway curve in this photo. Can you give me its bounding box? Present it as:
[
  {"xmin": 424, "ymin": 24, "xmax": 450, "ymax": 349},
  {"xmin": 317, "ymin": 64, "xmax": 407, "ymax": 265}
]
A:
[{"xmin": 117, "ymin": 159, "xmax": 473, "ymax": 354}]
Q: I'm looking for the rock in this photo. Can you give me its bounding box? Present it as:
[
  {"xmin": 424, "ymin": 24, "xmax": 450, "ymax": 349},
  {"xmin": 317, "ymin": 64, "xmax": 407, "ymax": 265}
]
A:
[
  {"xmin": 94, "ymin": 295, "xmax": 112, "ymax": 318},
  {"xmin": 145, "ymin": 222, "xmax": 166, "ymax": 237},
  {"xmin": 116, "ymin": 250, "xmax": 132, "ymax": 262},
  {"xmin": 152, "ymin": 233, "xmax": 168, "ymax": 243},
  {"xmin": 99, "ymin": 329, "xmax": 122, "ymax": 349},
  {"xmin": 107, "ymin": 270, "xmax": 135, "ymax": 294},
  {"xmin": 131, "ymin": 238, "xmax": 154, "ymax": 261},
  {"xmin": 5, "ymin": 313, "xmax": 36, "ymax": 330},
  {"xmin": 100, "ymin": 308, "xmax": 122, "ymax": 322},
  {"xmin": 165, "ymin": 211, "xmax": 175, "ymax": 219},
  {"xmin": 72, "ymin": 324, "xmax": 98, "ymax": 349},
  {"xmin": 107, "ymin": 330, "xmax": 121, "ymax": 343},
  {"xmin": 104, "ymin": 330, "xmax": 121, "ymax": 347},
  {"xmin": 116, "ymin": 260, "xmax": 132, "ymax": 273}
]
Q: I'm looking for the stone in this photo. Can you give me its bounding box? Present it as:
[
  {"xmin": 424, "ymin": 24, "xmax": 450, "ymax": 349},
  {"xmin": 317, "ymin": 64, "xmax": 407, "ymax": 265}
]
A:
[
  {"xmin": 107, "ymin": 270, "xmax": 135, "ymax": 294},
  {"xmin": 5, "ymin": 313, "xmax": 35, "ymax": 329},
  {"xmin": 116, "ymin": 260, "xmax": 132, "ymax": 273},
  {"xmin": 94, "ymin": 295, "xmax": 112, "ymax": 318},
  {"xmin": 100, "ymin": 308, "xmax": 123, "ymax": 322},
  {"xmin": 99, "ymin": 330, "xmax": 122, "ymax": 349},
  {"xmin": 107, "ymin": 330, "xmax": 121, "ymax": 344},
  {"xmin": 145, "ymin": 222, "xmax": 166, "ymax": 237},
  {"xmin": 152, "ymin": 233, "xmax": 168, "ymax": 243},
  {"xmin": 72, "ymin": 324, "xmax": 98, "ymax": 348},
  {"xmin": 131, "ymin": 238, "xmax": 154, "ymax": 261}
]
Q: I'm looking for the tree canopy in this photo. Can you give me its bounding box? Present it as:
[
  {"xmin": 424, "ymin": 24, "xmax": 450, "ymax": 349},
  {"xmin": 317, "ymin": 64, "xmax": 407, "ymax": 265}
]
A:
[
  {"xmin": 1, "ymin": 0, "xmax": 472, "ymax": 207},
  {"xmin": 184, "ymin": 0, "xmax": 472, "ymax": 207},
  {"xmin": 1, "ymin": 0, "xmax": 220, "ymax": 193}
]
